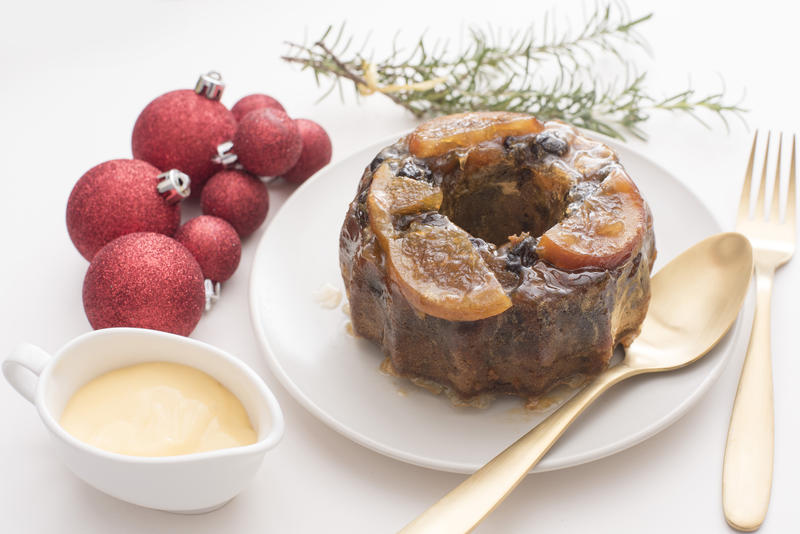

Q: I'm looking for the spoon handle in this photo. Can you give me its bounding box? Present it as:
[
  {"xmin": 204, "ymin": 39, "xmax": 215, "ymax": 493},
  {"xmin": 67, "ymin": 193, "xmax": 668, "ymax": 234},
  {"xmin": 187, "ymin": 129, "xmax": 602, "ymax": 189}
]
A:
[
  {"xmin": 397, "ymin": 364, "xmax": 635, "ymax": 534},
  {"xmin": 723, "ymin": 266, "xmax": 775, "ymax": 531}
]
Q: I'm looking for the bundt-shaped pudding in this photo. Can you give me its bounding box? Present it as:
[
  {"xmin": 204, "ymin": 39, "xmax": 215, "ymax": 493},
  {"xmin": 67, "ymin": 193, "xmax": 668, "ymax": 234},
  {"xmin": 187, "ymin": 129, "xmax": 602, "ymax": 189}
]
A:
[{"xmin": 339, "ymin": 112, "xmax": 656, "ymax": 404}]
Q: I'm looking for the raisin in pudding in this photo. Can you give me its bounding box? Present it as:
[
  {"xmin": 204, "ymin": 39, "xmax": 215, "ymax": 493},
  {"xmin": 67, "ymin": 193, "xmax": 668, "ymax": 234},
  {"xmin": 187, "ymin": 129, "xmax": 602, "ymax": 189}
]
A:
[{"xmin": 339, "ymin": 111, "xmax": 655, "ymax": 404}]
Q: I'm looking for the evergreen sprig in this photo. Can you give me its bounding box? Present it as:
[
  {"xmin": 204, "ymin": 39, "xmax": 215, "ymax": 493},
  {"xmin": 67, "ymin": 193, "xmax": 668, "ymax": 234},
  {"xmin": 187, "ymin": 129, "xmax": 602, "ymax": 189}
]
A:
[{"xmin": 282, "ymin": 2, "xmax": 744, "ymax": 139}]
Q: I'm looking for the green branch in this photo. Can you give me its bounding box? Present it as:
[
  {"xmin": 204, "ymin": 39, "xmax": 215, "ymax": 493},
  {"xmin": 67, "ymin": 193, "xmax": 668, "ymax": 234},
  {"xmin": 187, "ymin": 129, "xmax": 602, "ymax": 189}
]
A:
[{"xmin": 281, "ymin": 2, "xmax": 745, "ymax": 140}]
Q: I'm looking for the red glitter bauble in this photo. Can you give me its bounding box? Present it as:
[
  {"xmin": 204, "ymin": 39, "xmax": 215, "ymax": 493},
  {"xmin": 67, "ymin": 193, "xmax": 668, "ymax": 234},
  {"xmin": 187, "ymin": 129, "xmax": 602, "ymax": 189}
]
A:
[
  {"xmin": 231, "ymin": 94, "xmax": 285, "ymax": 122},
  {"xmin": 132, "ymin": 89, "xmax": 237, "ymax": 195},
  {"xmin": 66, "ymin": 159, "xmax": 182, "ymax": 260},
  {"xmin": 281, "ymin": 119, "xmax": 332, "ymax": 184},
  {"xmin": 175, "ymin": 216, "xmax": 241, "ymax": 282},
  {"xmin": 83, "ymin": 232, "xmax": 205, "ymax": 336},
  {"xmin": 233, "ymin": 108, "xmax": 302, "ymax": 177},
  {"xmin": 201, "ymin": 170, "xmax": 269, "ymax": 237}
]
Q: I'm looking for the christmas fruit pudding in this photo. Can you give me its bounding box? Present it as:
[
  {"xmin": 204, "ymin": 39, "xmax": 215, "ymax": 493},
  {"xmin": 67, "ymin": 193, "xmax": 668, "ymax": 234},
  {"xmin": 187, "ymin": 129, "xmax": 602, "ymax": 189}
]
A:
[{"xmin": 339, "ymin": 111, "xmax": 656, "ymax": 404}]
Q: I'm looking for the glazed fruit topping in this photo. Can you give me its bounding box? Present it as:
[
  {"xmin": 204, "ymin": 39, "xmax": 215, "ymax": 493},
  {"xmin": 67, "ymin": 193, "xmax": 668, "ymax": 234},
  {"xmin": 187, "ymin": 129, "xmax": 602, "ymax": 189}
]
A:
[
  {"xmin": 408, "ymin": 111, "xmax": 544, "ymax": 158},
  {"xmin": 367, "ymin": 163, "xmax": 510, "ymax": 321},
  {"xmin": 389, "ymin": 221, "xmax": 512, "ymax": 321},
  {"xmin": 368, "ymin": 165, "xmax": 442, "ymax": 219},
  {"xmin": 537, "ymin": 169, "xmax": 647, "ymax": 270}
]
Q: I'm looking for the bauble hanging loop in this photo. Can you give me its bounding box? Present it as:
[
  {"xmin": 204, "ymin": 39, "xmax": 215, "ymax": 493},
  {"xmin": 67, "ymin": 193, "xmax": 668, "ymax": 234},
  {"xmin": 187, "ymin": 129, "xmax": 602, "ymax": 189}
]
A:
[
  {"xmin": 156, "ymin": 169, "xmax": 192, "ymax": 204},
  {"xmin": 213, "ymin": 141, "xmax": 238, "ymax": 167},
  {"xmin": 205, "ymin": 279, "xmax": 222, "ymax": 311},
  {"xmin": 195, "ymin": 71, "xmax": 225, "ymax": 101}
]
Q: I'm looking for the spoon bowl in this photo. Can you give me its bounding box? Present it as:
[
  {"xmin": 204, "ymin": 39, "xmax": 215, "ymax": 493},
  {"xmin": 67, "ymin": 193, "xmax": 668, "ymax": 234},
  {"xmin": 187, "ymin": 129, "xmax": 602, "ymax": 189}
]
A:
[
  {"xmin": 399, "ymin": 232, "xmax": 753, "ymax": 534},
  {"xmin": 626, "ymin": 231, "xmax": 754, "ymax": 371}
]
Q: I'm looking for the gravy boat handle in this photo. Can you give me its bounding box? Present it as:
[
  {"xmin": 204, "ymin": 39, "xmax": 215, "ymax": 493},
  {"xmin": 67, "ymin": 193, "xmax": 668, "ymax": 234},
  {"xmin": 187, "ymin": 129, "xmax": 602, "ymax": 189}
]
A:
[{"xmin": 3, "ymin": 343, "xmax": 51, "ymax": 404}]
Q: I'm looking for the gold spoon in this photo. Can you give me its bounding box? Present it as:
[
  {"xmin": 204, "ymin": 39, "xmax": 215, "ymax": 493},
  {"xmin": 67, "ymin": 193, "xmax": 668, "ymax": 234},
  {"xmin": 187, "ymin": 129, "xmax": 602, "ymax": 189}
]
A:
[{"xmin": 398, "ymin": 232, "xmax": 753, "ymax": 534}]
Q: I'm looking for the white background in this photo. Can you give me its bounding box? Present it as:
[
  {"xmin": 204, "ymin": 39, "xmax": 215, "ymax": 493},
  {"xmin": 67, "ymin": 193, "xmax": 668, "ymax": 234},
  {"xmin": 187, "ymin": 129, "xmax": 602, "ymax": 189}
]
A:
[{"xmin": 1, "ymin": 0, "xmax": 798, "ymax": 532}]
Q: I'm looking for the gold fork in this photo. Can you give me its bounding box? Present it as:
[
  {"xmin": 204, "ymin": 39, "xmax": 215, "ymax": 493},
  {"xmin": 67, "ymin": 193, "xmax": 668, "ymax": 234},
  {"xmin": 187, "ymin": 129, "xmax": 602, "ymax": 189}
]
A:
[{"xmin": 723, "ymin": 131, "xmax": 796, "ymax": 531}]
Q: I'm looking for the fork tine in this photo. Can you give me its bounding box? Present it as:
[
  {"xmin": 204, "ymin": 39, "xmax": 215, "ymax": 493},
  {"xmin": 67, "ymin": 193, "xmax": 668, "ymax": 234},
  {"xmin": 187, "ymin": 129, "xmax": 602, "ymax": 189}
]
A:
[
  {"xmin": 788, "ymin": 134, "xmax": 796, "ymax": 225},
  {"xmin": 738, "ymin": 130, "xmax": 759, "ymax": 220},
  {"xmin": 754, "ymin": 131, "xmax": 771, "ymax": 219},
  {"xmin": 769, "ymin": 133, "xmax": 783, "ymax": 221}
]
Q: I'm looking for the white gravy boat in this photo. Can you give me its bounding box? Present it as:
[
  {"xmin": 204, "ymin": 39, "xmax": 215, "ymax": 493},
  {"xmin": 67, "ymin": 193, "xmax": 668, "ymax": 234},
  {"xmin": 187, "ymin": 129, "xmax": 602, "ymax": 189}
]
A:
[{"xmin": 2, "ymin": 327, "xmax": 284, "ymax": 513}]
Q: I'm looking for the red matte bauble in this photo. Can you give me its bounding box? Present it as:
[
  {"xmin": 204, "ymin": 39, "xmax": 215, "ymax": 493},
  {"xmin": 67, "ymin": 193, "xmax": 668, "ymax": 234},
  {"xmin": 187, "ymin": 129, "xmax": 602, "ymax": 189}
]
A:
[
  {"xmin": 231, "ymin": 94, "xmax": 285, "ymax": 122},
  {"xmin": 233, "ymin": 108, "xmax": 302, "ymax": 177},
  {"xmin": 282, "ymin": 119, "xmax": 332, "ymax": 184},
  {"xmin": 201, "ymin": 170, "xmax": 270, "ymax": 237},
  {"xmin": 175, "ymin": 216, "xmax": 241, "ymax": 282},
  {"xmin": 66, "ymin": 159, "xmax": 181, "ymax": 260},
  {"xmin": 83, "ymin": 233, "xmax": 205, "ymax": 336},
  {"xmin": 132, "ymin": 89, "xmax": 237, "ymax": 194}
]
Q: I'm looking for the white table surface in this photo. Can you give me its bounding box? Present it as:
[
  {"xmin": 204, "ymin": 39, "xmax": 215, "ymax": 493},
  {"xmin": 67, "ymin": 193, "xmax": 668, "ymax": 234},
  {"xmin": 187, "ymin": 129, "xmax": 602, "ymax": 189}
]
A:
[{"xmin": 1, "ymin": 1, "xmax": 798, "ymax": 532}]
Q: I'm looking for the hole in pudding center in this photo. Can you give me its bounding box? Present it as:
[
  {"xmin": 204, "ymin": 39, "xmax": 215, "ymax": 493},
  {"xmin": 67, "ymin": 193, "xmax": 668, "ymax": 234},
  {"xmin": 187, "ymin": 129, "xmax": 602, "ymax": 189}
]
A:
[{"xmin": 438, "ymin": 165, "xmax": 571, "ymax": 246}]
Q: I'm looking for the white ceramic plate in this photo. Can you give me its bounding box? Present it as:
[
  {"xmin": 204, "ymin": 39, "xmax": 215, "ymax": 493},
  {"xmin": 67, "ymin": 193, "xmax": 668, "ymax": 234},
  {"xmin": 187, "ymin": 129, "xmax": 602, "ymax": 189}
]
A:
[{"xmin": 249, "ymin": 133, "xmax": 748, "ymax": 474}]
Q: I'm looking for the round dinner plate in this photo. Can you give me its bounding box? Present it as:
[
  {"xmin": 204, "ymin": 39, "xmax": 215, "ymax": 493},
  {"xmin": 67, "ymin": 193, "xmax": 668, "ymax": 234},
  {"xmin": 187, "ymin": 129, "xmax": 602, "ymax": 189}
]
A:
[{"xmin": 249, "ymin": 132, "xmax": 748, "ymax": 474}]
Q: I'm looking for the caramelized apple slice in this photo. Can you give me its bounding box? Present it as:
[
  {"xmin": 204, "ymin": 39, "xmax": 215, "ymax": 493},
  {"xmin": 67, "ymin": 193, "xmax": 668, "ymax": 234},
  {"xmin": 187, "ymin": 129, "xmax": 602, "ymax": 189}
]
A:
[
  {"xmin": 537, "ymin": 169, "xmax": 647, "ymax": 270},
  {"xmin": 408, "ymin": 112, "xmax": 544, "ymax": 158},
  {"xmin": 366, "ymin": 163, "xmax": 510, "ymax": 321},
  {"xmin": 388, "ymin": 222, "xmax": 512, "ymax": 321}
]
